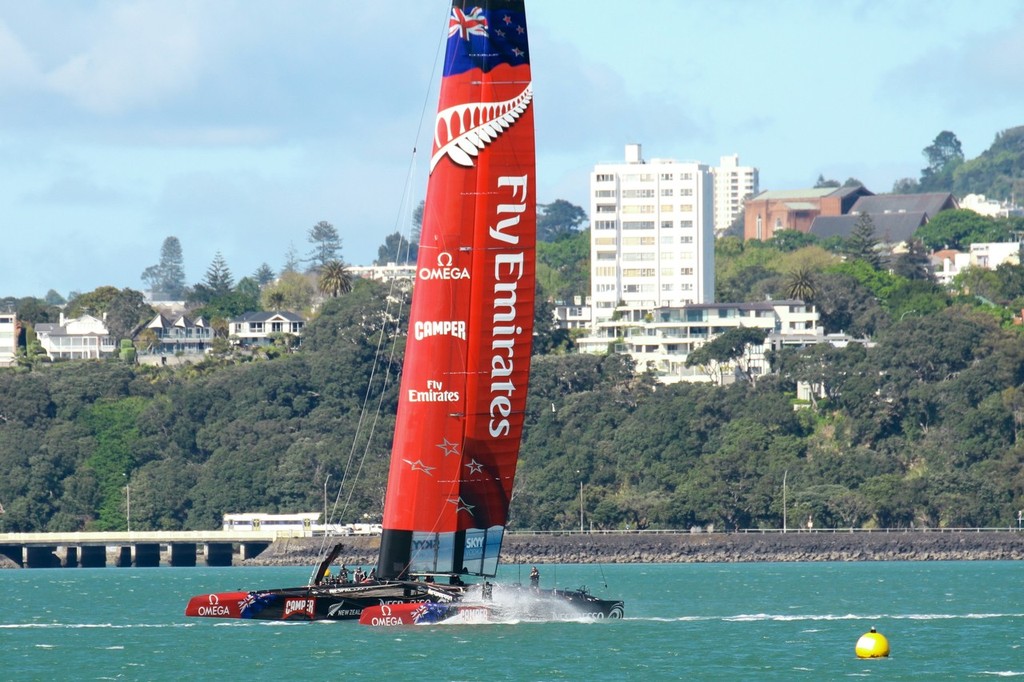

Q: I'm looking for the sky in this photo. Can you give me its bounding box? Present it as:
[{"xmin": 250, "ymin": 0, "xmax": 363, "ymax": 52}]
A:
[{"xmin": 1, "ymin": 0, "xmax": 1023, "ymax": 299}]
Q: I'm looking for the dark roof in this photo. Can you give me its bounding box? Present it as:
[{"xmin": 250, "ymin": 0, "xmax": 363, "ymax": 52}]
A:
[
  {"xmin": 810, "ymin": 212, "xmax": 928, "ymax": 243},
  {"xmin": 848, "ymin": 193, "xmax": 956, "ymax": 219},
  {"xmin": 230, "ymin": 311, "xmax": 305, "ymax": 323}
]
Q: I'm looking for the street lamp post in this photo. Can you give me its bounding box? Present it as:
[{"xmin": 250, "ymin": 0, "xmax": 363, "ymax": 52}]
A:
[
  {"xmin": 580, "ymin": 480, "xmax": 585, "ymax": 534},
  {"xmin": 123, "ymin": 473, "xmax": 130, "ymax": 533},
  {"xmin": 782, "ymin": 469, "xmax": 788, "ymax": 533},
  {"xmin": 323, "ymin": 474, "xmax": 331, "ymax": 532}
]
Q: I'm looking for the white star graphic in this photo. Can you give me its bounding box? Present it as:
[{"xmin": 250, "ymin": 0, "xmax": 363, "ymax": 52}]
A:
[
  {"xmin": 448, "ymin": 497, "xmax": 475, "ymax": 516},
  {"xmin": 403, "ymin": 459, "xmax": 436, "ymax": 476},
  {"xmin": 437, "ymin": 437, "xmax": 460, "ymax": 457},
  {"xmin": 465, "ymin": 459, "xmax": 484, "ymax": 474}
]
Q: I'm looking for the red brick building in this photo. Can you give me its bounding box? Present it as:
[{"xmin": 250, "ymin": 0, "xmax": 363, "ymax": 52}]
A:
[{"xmin": 743, "ymin": 185, "xmax": 872, "ymax": 241}]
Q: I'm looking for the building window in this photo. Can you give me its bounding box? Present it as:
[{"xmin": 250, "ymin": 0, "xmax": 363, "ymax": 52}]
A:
[
  {"xmin": 596, "ymin": 204, "xmax": 616, "ymax": 213},
  {"xmin": 680, "ymin": 220, "xmax": 694, "ymax": 228},
  {"xmin": 595, "ymin": 173, "xmax": 614, "ymax": 182},
  {"xmin": 622, "ymin": 221, "xmax": 655, "ymax": 229},
  {"xmin": 594, "ymin": 189, "xmax": 616, "ymax": 198},
  {"xmin": 594, "ymin": 220, "xmax": 616, "ymax": 230}
]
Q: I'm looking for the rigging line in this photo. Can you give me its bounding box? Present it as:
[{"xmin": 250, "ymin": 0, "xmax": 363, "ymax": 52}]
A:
[
  {"xmin": 332, "ymin": 0, "xmax": 452, "ymax": 528},
  {"xmin": 319, "ymin": 183, "xmax": 413, "ymax": 561}
]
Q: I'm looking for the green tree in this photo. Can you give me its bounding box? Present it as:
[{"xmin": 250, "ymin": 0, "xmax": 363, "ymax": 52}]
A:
[
  {"xmin": 65, "ymin": 286, "xmax": 120, "ymax": 319},
  {"xmin": 105, "ymin": 289, "xmax": 152, "ymax": 343},
  {"xmin": 919, "ymin": 130, "xmax": 964, "ymax": 192},
  {"xmin": 260, "ymin": 271, "xmax": 315, "ymax": 312},
  {"xmin": 768, "ymin": 229, "xmax": 818, "ymax": 252},
  {"xmin": 140, "ymin": 236, "xmax": 186, "ymax": 300},
  {"xmin": 252, "ymin": 263, "xmax": 276, "ymax": 286},
  {"xmin": 537, "ymin": 199, "xmax": 587, "ymax": 242},
  {"xmin": 784, "ymin": 267, "xmax": 816, "ymax": 300},
  {"xmin": 685, "ymin": 327, "xmax": 769, "ymax": 384},
  {"xmin": 891, "ymin": 238, "xmax": 933, "ymax": 281},
  {"xmin": 306, "ymin": 220, "xmax": 341, "ymax": 271},
  {"xmin": 318, "ymin": 260, "xmax": 353, "ymax": 298},
  {"xmin": 199, "ymin": 252, "xmax": 233, "ymax": 297},
  {"xmin": 914, "ymin": 209, "xmax": 1009, "ymax": 251},
  {"xmin": 845, "ymin": 213, "xmax": 881, "ymax": 269},
  {"xmin": 814, "ymin": 174, "xmax": 840, "ymax": 188},
  {"xmin": 892, "ymin": 177, "xmax": 919, "ymax": 194},
  {"xmin": 536, "ymin": 228, "xmax": 590, "ymax": 302},
  {"xmin": 375, "ymin": 232, "xmax": 417, "ymax": 265},
  {"xmin": 281, "ymin": 242, "xmax": 301, "ymax": 275},
  {"xmin": 952, "ymin": 126, "xmax": 1024, "ymax": 201}
]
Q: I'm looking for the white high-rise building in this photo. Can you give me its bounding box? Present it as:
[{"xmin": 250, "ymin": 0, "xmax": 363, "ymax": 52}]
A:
[
  {"xmin": 712, "ymin": 154, "xmax": 758, "ymax": 236},
  {"xmin": 589, "ymin": 143, "xmax": 715, "ymax": 324}
]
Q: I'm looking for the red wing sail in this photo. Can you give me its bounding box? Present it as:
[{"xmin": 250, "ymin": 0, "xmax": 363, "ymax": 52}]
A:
[{"xmin": 378, "ymin": 0, "xmax": 534, "ymax": 580}]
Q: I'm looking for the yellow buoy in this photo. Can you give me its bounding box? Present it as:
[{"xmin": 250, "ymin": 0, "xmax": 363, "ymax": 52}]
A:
[{"xmin": 855, "ymin": 627, "xmax": 890, "ymax": 658}]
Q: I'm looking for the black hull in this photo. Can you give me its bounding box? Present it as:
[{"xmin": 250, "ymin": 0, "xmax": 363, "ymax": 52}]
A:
[
  {"xmin": 185, "ymin": 580, "xmax": 464, "ymax": 621},
  {"xmin": 185, "ymin": 580, "xmax": 623, "ymax": 622}
]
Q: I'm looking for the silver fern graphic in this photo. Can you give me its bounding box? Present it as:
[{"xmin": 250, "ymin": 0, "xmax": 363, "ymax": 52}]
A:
[{"xmin": 430, "ymin": 83, "xmax": 533, "ymax": 172}]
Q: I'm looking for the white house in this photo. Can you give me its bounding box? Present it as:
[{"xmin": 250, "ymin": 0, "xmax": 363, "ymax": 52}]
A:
[
  {"xmin": 141, "ymin": 312, "xmax": 213, "ymax": 356},
  {"xmin": 576, "ymin": 300, "xmax": 822, "ymax": 384},
  {"xmin": 931, "ymin": 242, "xmax": 1022, "ymax": 285},
  {"xmin": 35, "ymin": 314, "xmax": 116, "ymax": 360},
  {"xmin": 229, "ymin": 311, "xmax": 306, "ymax": 347}
]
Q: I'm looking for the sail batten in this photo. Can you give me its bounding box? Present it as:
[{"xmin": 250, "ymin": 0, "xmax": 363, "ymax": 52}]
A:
[{"xmin": 379, "ymin": 0, "xmax": 534, "ymax": 581}]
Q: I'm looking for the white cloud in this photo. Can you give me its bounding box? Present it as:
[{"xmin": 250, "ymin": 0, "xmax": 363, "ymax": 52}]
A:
[
  {"xmin": 44, "ymin": 3, "xmax": 203, "ymax": 115},
  {"xmin": 0, "ymin": 19, "xmax": 37, "ymax": 87}
]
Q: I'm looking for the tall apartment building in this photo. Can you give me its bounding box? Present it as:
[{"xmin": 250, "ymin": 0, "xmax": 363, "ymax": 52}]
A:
[
  {"xmin": 712, "ymin": 154, "xmax": 758, "ymax": 236},
  {"xmin": 0, "ymin": 311, "xmax": 17, "ymax": 367},
  {"xmin": 590, "ymin": 144, "xmax": 715, "ymax": 325}
]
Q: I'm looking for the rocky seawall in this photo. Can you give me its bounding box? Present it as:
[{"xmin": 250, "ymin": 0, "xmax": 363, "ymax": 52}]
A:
[{"xmin": 244, "ymin": 530, "xmax": 1024, "ymax": 567}]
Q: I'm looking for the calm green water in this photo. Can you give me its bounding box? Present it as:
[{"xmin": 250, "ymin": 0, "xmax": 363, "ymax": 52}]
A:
[{"xmin": 3, "ymin": 562, "xmax": 1022, "ymax": 680}]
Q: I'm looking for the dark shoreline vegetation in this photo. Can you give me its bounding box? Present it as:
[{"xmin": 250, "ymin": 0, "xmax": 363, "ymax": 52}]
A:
[
  {"xmin": 244, "ymin": 532, "xmax": 1024, "ymax": 568},
  {"xmin": 2, "ymin": 275, "xmax": 1024, "ymax": 537}
]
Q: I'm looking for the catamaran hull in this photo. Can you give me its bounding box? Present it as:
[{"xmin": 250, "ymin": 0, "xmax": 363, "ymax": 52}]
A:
[
  {"xmin": 185, "ymin": 582, "xmax": 463, "ymax": 621},
  {"xmin": 359, "ymin": 589, "xmax": 625, "ymax": 626},
  {"xmin": 185, "ymin": 582, "xmax": 623, "ymax": 623}
]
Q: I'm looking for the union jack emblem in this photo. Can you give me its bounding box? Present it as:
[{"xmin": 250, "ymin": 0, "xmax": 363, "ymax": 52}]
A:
[{"xmin": 449, "ymin": 6, "xmax": 488, "ymax": 40}]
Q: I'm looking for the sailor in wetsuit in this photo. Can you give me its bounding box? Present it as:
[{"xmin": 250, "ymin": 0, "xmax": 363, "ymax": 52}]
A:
[{"xmin": 529, "ymin": 566, "xmax": 540, "ymax": 589}]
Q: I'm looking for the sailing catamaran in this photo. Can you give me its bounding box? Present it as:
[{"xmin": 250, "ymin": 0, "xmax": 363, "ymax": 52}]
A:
[{"xmin": 185, "ymin": 0, "xmax": 623, "ymax": 625}]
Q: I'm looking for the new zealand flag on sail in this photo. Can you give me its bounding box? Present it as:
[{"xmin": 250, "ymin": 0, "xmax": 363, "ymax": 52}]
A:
[{"xmin": 444, "ymin": 2, "xmax": 529, "ymax": 76}]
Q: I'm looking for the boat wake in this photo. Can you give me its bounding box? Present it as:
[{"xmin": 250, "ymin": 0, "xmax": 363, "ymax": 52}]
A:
[{"xmin": 629, "ymin": 612, "xmax": 1024, "ymax": 623}]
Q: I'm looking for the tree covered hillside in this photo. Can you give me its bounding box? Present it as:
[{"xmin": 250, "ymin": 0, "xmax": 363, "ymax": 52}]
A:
[{"xmin": 2, "ymin": 277, "xmax": 1024, "ymax": 533}]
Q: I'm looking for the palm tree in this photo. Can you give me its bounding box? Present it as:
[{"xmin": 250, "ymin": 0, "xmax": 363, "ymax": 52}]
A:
[
  {"xmin": 319, "ymin": 260, "xmax": 353, "ymax": 298},
  {"xmin": 784, "ymin": 267, "xmax": 816, "ymax": 301},
  {"xmin": 265, "ymin": 289, "xmax": 286, "ymax": 310}
]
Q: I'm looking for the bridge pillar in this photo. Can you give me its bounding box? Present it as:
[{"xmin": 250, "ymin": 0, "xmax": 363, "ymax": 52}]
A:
[
  {"xmin": 0, "ymin": 545, "xmax": 22, "ymax": 567},
  {"xmin": 134, "ymin": 543, "xmax": 160, "ymax": 567},
  {"xmin": 205, "ymin": 542, "xmax": 234, "ymax": 567},
  {"xmin": 170, "ymin": 543, "xmax": 197, "ymax": 567},
  {"xmin": 25, "ymin": 546, "xmax": 60, "ymax": 568},
  {"xmin": 63, "ymin": 546, "xmax": 79, "ymax": 567},
  {"xmin": 115, "ymin": 546, "xmax": 132, "ymax": 567},
  {"xmin": 80, "ymin": 545, "xmax": 106, "ymax": 568},
  {"xmin": 240, "ymin": 542, "xmax": 269, "ymax": 561}
]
